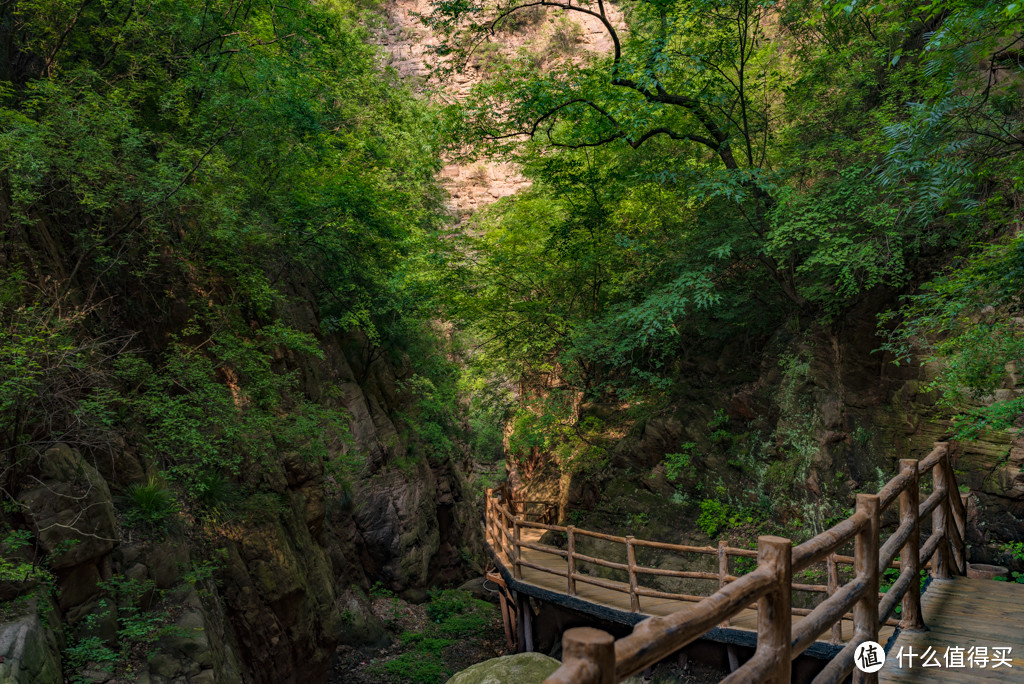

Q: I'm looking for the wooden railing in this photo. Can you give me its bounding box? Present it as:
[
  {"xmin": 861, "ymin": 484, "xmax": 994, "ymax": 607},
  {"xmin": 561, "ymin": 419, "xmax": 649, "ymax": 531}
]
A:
[
  {"xmin": 484, "ymin": 442, "xmax": 967, "ymax": 684},
  {"xmin": 495, "ymin": 482, "xmax": 560, "ymax": 525}
]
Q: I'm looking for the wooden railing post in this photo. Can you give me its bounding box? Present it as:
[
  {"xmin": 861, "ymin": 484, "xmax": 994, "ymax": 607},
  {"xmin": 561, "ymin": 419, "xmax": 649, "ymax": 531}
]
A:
[
  {"xmin": 827, "ymin": 553, "xmax": 841, "ymax": 644},
  {"xmin": 514, "ymin": 519, "xmax": 523, "ymax": 580},
  {"xmin": 567, "ymin": 526, "xmax": 577, "ymax": 596},
  {"xmin": 626, "ymin": 536, "xmax": 640, "ymax": 613},
  {"xmin": 504, "ymin": 507, "xmax": 514, "ymax": 565},
  {"xmin": 496, "ymin": 501, "xmax": 506, "ymax": 563},
  {"xmin": 545, "ymin": 627, "xmax": 615, "ymax": 684},
  {"xmin": 932, "ymin": 458, "xmax": 951, "ymax": 580},
  {"xmin": 944, "ymin": 447, "xmax": 968, "ymax": 575},
  {"xmin": 756, "ymin": 536, "xmax": 792, "ymax": 683},
  {"xmin": 899, "ymin": 458, "xmax": 925, "ymax": 631},
  {"xmin": 718, "ymin": 540, "xmax": 730, "ymax": 627},
  {"xmin": 516, "ymin": 592, "xmax": 534, "ymax": 653},
  {"xmin": 853, "ymin": 493, "xmax": 880, "ymax": 684},
  {"xmin": 485, "ymin": 489, "xmax": 493, "ymax": 548}
]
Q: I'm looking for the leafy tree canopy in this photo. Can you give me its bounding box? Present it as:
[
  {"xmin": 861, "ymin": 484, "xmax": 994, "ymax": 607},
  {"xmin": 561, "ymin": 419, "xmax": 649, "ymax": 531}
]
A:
[{"xmin": 429, "ymin": 0, "xmax": 1024, "ymax": 422}]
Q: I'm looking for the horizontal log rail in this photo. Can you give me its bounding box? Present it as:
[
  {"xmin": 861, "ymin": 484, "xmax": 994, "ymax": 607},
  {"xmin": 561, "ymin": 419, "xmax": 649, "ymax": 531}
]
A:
[{"xmin": 485, "ymin": 442, "xmax": 968, "ymax": 683}]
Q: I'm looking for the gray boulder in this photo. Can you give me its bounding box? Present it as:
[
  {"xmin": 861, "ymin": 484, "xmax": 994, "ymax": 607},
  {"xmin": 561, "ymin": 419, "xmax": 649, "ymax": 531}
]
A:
[{"xmin": 0, "ymin": 597, "xmax": 63, "ymax": 684}]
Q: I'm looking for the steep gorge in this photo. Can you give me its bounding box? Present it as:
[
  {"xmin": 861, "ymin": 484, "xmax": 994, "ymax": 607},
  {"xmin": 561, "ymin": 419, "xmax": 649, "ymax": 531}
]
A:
[{"xmin": 2, "ymin": 0, "xmax": 1024, "ymax": 682}]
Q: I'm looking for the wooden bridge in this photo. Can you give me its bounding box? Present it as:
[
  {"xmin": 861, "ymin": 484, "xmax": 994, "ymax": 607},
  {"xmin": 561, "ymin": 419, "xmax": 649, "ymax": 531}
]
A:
[{"xmin": 483, "ymin": 443, "xmax": 1024, "ymax": 682}]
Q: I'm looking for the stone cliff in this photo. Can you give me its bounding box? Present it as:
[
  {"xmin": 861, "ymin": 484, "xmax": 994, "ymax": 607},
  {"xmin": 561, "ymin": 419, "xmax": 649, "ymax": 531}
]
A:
[{"xmin": 1, "ymin": 292, "xmax": 483, "ymax": 684}]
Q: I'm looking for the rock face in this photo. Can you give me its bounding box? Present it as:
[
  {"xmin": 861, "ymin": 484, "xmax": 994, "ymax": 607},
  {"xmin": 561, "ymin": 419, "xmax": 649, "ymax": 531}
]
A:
[
  {"xmin": 0, "ymin": 308, "xmax": 483, "ymax": 683},
  {"xmin": 0, "ymin": 597, "xmax": 63, "ymax": 684},
  {"xmin": 445, "ymin": 652, "xmax": 562, "ymax": 684},
  {"xmin": 17, "ymin": 444, "xmax": 117, "ymax": 571},
  {"xmin": 376, "ymin": 0, "xmax": 625, "ymax": 219}
]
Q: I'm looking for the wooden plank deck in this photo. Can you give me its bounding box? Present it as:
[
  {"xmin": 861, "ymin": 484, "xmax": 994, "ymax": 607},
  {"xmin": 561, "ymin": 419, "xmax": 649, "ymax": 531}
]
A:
[
  {"xmin": 514, "ymin": 529, "xmax": 896, "ymax": 646},
  {"xmin": 879, "ymin": 577, "xmax": 1024, "ymax": 682}
]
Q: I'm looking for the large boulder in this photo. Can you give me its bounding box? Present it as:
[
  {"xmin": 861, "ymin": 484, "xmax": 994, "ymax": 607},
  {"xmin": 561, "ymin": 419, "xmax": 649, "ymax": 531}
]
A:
[
  {"xmin": 17, "ymin": 444, "xmax": 117, "ymax": 570},
  {"xmin": 336, "ymin": 588, "xmax": 389, "ymax": 650},
  {"xmin": 445, "ymin": 653, "xmax": 561, "ymax": 684}
]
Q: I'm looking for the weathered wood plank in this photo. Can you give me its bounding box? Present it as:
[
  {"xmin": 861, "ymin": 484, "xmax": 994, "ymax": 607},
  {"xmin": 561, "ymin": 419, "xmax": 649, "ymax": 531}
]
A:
[{"xmin": 880, "ymin": 577, "xmax": 1024, "ymax": 684}]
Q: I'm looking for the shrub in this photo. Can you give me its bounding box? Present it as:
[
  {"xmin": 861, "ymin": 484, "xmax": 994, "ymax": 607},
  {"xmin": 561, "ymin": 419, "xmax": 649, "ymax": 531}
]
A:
[
  {"xmin": 697, "ymin": 499, "xmax": 729, "ymax": 538},
  {"xmin": 121, "ymin": 479, "xmax": 177, "ymax": 527},
  {"xmin": 664, "ymin": 444, "xmax": 695, "ymax": 482},
  {"xmin": 195, "ymin": 471, "xmax": 239, "ymax": 509},
  {"xmin": 546, "ymin": 17, "xmax": 582, "ymax": 56},
  {"xmin": 425, "ymin": 589, "xmax": 474, "ymax": 623},
  {"xmin": 370, "ymin": 581, "xmax": 397, "ymax": 599},
  {"xmin": 499, "ymin": 4, "xmax": 545, "ymax": 31}
]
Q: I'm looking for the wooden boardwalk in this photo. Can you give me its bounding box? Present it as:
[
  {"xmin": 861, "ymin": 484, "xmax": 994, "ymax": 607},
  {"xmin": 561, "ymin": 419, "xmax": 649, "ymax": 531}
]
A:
[
  {"xmin": 879, "ymin": 577, "xmax": 1024, "ymax": 682},
  {"xmin": 516, "ymin": 528, "xmax": 897, "ymax": 646},
  {"xmin": 486, "ymin": 444, "xmax": 1024, "ymax": 683}
]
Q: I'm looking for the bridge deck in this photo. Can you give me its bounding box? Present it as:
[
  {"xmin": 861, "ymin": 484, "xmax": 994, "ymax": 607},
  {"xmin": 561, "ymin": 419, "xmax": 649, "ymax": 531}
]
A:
[
  {"xmin": 879, "ymin": 577, "xmax": 1024, "ymax": 682},
  {"xmin": 516, "ymin": 529, "xmax": 896, "ymax": 646}
]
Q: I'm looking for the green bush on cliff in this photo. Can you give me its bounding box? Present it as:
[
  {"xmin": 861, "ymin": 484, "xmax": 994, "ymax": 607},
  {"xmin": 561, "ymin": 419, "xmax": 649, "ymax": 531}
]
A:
[
  {"xmin": 111, "ymin": 324, "xmax": 354, "ymax": 493},
  {"xmin": 0, "ymin": 528, "xmax": 50, "ymax": 585},
  {"xmin": 121, "ymin": 478, "xmax": 178, "ymax": 528},
  {"xmin": 882, "ymin": 237, "xmax": 1024, "ymax": 439},
  {"xmin": 664, "ymin": 445, "xmax": 695, "ymax": 482},
  {"xmin": 697, "ymin": 499, "xmax": 730, "ymax": 538},
  {"xmin": 0, "ymin": 0, "xmax": 449, "ymax": 497},
  {"xmin": 63, "ymin": 578, "xmax": 185, "ymax": 683}
]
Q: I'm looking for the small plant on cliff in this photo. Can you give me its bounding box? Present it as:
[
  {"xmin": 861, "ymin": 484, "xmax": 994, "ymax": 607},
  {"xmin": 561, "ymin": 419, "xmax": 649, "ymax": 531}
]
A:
[
  {"xmin": 65, "ymin": 628, "xmax": 119, "ymax": 682},
  {"xmin": 195, "ymin": 471, "xmax": 240, "ymax": 510},
  {"xmin": 121, "ymin": 479, "xmax": 178, "ymax": 528},
  {"xmin": 696, "ymin": 496, "xmax": 756, "ymax": 539},
  {"xmin": 664, "ymin": 444, "xmax": 696, "ymax": 482},
  {"xmin": 997, "ymin": 542, "xmax": 1024, "ymax": 583},
  {"xmin": 64, "ymin": 578, "xmax": 184, "ymax": 682},
  {"xmin": 370, "ymin": 581, "xmax": 397, "ymax": 599},
  {"xmin": 627, "ymin": 511, "xmax": 650, "ymax": 528},
  {"xmin": 546, "ymin": 16, "xmax": 582, "ymax": 57},
  {"xmin": 697, "ymin": 499, "xmax": 730, "ymax": 538},
  {"xmin": 0, "ymin": 528, "xmax": 51, "ymax": 585},
  {"xmin": 708, "ymin": 409, "xmax": 731, "ymax": 444},
  {"xmin": 1000, "ymin": 541, "xmax": 1024, "ymax": 562}
]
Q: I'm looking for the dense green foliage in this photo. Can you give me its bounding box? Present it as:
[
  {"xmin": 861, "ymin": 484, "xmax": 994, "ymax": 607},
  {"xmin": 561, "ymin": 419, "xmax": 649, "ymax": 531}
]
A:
[
  {"xmin": 428, "ymin": 0, "xmax": 1024, "ymax": 466},
  {"xmin": 0, "ymin": 0, "xmax": 456, "ymax": 492},
  {"xmin": 0, "ymin": 2, "xmax": 471, "ymax": 678},
  {"xmin": 2, "ymin": 1, "xmax": 1024, "ymax": 677}
]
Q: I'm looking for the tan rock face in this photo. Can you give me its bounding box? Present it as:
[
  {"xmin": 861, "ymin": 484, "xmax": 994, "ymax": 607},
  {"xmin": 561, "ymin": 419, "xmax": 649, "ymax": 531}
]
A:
[{"xmin": 376, "ymin": 0, "xmax": 624, "ymax": 217}]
